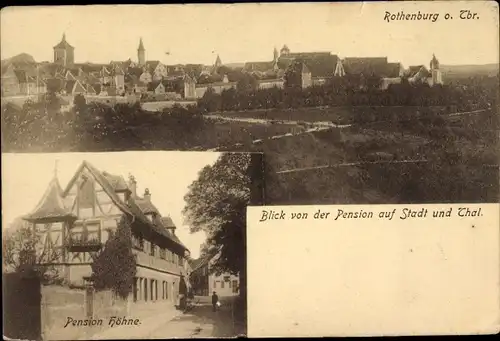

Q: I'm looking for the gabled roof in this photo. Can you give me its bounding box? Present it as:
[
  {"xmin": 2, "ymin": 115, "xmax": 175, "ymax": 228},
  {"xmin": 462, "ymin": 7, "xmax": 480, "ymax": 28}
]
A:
[
  {"xmin": 146, "ymin": 61, "xmax": 161, "ymax": 70},
  {"xmin": 244, "ymin": 61, "xmax": 275, "ymax": 72},
  {"xmin": 386, "ymin": 63, "xmax": 402, "ymax": 78},
  {"xmin": 86, "ymin": 84, "xmax": 97, "ymax": 94},
  {"xmin": 23, "ymin": 176, "xmax": 77, "ymax": 223},
  {"xmin": 61, "ymin": 161, "xmax": 188, "ymax": 251},
  {"xmin": 65, "ymin": 80, "xmax": 84, "ymax": 94},
  {"xmin": 101, "ymin": 172, "xmax": 128, "ymax": 191},
  {"xmin": 161, "ymin": 216, "xmax": 175, "ymax": 229},
  {"xmin": 342, "ymin": 57, "xmax": 392, "ymax": 77},
  {"xmin": 100, "ymin": 67, "xmax": 111, "ymax": 76},
  {"xmin": 128, "ymin": 67, "xmax": 144, "ymax": 78},
  {"xmin": 407, "ymin": 65, "xmax": 431, "ymax": 78},
  {"xmin": 189, "ymin": 257, "xmax": 208, "ymax": 272},
  {"xmin": 13, "ymin": 70, "xmax": 29, "ymax": 83},
  {"xmin": 135, "ymin": 197, "xmax": 160, "ymax": 214},
  {"xmin": 281, "ymin": 53, "xmax": 340, "ymax": 78},
  {"xmin": 75, "ymin": 63, "xmax": 105, "ymax": 74}
]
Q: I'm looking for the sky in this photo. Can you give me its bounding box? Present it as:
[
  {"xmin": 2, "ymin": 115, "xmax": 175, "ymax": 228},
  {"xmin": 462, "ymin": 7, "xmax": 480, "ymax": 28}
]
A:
[
  {"xmin": 1, "ymin": 151, "xmax": 222, "ymax": 259},
  {"xmin": 1, "ymin": 2, "xmax": 498, "ymax": 67}
]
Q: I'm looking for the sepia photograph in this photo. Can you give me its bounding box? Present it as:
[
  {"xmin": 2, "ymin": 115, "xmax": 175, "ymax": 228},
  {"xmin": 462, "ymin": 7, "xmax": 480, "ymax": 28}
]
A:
[
  {"xmin": 2, "ymin": 151, "xmax": 264, "ymax": 340},
  {"xmin": 1, "ymin": 2, "xmax": 498, "ymax": 206}
]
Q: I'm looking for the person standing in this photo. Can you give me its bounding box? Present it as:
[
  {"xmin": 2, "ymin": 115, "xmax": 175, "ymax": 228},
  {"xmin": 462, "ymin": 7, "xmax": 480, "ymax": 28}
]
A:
[{"xmin": 212, "ymin": 291, "xmax": 219, "ymax": 312}]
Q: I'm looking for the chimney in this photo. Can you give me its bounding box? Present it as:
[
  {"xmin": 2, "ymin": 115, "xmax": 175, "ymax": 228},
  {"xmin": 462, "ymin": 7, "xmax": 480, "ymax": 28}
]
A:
[
  {"xmin": 144, "ymin": 188, "xmax": 151, "ymax": 202},
  {"xmin": 128, "ymin": 174, "xmax": 137, "ymax": 198}
]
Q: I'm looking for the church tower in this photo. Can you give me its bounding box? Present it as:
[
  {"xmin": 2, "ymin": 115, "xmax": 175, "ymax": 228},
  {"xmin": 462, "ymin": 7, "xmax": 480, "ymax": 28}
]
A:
[
  {"xmin": 138, "ymin": 38, "xmax": 146, "ymax": 66},
  {"xmin": 214, "ymin": 54, "xmax": 222, "ymax": 68},
  {"xmin": 53, "ymin": 33, "xmax": 75, "ymax": 67},
  {"xmin": 430, "ymin": 54, "xmax": 442, "ymax": 85},
  {"xmin": 273, "ymin": 47, "xmax": 279, "ymax": 62}
]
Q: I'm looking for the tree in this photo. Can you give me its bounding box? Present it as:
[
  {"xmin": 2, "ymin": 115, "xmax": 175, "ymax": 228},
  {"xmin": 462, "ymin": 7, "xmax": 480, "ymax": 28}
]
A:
[
  {"xmin": 236, "ymin": 74, "xmax": 258, "ymax": 93},
  {"xmin": 197, "ymin": 87, "xmax": 221, "ymax": 113},
  {"xmin": 91, "ymin": 216, "xmax": 137, "ymax": 299},
  {"xmin": 183, "ymin": 153, "xmax": 263, "ymax": 301},
  {"xmin": 2, "ymin": 219, "xmax": 62, "ymax": 283}
]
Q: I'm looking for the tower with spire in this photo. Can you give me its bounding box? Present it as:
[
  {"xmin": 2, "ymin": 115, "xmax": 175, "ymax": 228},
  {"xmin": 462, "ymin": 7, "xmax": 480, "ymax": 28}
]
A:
[
  {"xmin": 429, "ymin": 54, "xmax": 442, "ymax": 85},
  {"xmin": 273, "ymin": 47, "xmax": 279, "ymax": 62},
  {"xmin": 214, "ymin": 54, "xmax": 222, "ymax": 68},
  {"xmin": 53, "ymin": 33, "xmax": 75, "ymax": 67},
  {"xmin": 138, "ymin": 38, "xmax": 146, "ymax": 66}
]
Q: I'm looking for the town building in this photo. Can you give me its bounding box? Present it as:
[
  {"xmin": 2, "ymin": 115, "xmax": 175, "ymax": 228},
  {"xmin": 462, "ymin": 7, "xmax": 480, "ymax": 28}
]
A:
[
  {"xmin": 342, "ymin": 57, "xmax": 404, "ymax": 90},
  {"xmin": 22, "ymin": 161, "xmax": 191, "ymax": 306},
  {"xmin": 189, "ymin": 254, "xmax": 239, "ymax": 297},
  {"xmin": 195, "ymin": 74, "xmax": 237, "ymax": 98},
  {"xmin": 146, "ymin": 61, "xmax": 169, "ymax": 81},
  {"xmin": 277, "ymin": 46, "xmax": 345, "ymax": 83},
  {"xmin": 0, "ymin": 64, "xmax": 46, "ymax": 97},
  {"xmin": 53, "ymin": 34, "xmax": 75, "ymax": 67},
  {"xmin": 406, "ymin": 56, "xmax": 443, "ymax": 87},
  {"xmin": 285, "ymin": 60, "xmax": 312, "ymax": 89}
]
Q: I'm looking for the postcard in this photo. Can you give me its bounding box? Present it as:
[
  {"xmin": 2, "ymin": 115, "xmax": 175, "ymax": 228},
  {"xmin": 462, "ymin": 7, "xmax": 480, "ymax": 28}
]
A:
[{"xmin": 1, "ymin": 0, "xmax": 499, "ymax": 339}]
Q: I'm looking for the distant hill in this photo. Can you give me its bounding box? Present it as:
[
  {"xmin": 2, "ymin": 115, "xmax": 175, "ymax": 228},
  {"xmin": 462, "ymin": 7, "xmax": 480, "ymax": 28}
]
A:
[
  {"xmin": 441, "ymin": 63, "xmax": 499, "ymax": 78},
  {"xmin": 1, "ymin": 53, "xmax": 37, "ymax": 72},
  {"xmin": 2, "ymin": 53, "xmax": 36, "ymax": 64}
]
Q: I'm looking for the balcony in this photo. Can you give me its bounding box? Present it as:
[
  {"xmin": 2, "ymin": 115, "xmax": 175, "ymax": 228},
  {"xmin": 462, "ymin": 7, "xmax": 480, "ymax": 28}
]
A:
[{"xmin": 67, "ymin": 236, "xmax": 102, "ymax": 252}]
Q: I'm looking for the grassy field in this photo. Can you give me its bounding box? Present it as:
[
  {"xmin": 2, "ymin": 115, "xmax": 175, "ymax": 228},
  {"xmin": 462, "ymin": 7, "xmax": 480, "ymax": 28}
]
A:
[
  {"xmin": 3, "ymin": 102, "xmax": 497, "ymax": 204},
  {"xmin": 215, "ymin": 106, "xmax": 448, "ymax": 125},
  {"xmin": 101, "ymin": 105, "xmax": 497, "ymax": 205},
  {"xmin": 215, "ymin": 106, "xmax": 498, "ymax": 204}
]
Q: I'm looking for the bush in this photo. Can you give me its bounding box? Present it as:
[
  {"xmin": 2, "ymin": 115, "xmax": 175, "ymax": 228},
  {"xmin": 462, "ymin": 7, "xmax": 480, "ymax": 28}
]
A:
[{"xmin": 91, "ymin": 216, "xmax": 137, "ymax": 299}]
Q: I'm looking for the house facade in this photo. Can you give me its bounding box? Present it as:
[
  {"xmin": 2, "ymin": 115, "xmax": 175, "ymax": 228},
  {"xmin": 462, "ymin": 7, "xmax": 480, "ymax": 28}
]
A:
[
  {"xmin": 189, "ymin": 255, "xmax": 239, "ymax": 297},
  {"xmin": 285, "ymin": 60, "xmax": 312, "ymax": 89},
  {"xmin": 406, "ymin": 55, "xmax": 443, "ymax": 87},
  {"xmin": 1, "ymin": 64, "xmax": 47, "ymax": 97},
  {"xmin": 22, "ymin": 161, "xmax": 191, "ymax": 306}
]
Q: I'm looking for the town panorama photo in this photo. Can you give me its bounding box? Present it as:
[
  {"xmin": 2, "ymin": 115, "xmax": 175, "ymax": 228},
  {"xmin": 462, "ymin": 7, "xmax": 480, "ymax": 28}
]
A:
[{"xmin": 1, "ymin": 3, "xmax": 498, "ymax": 204}]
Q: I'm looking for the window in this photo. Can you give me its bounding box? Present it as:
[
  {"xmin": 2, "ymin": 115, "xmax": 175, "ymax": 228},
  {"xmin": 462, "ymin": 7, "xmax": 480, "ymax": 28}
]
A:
[
  {"xmin": 221, "ymin": 281, "xmax": 225, "ymax": 289},
  {"xmin": 232, "ymin": 280, "xmax": 238, "ymax": 294},
  {"xmin": 213, "ymin": 281, "xmax": 217, "ymax": 289},
  {"xmin": 150, "ymin": 242, "xmax": 156, "ymax": 256},
  {"xmin": 159, "ymin": 247, "xmax": 166, "ymax": 259}
]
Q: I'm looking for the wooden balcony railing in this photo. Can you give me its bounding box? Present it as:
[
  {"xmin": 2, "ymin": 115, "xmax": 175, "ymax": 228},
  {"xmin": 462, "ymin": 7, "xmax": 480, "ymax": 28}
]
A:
[{"xmin": 67, "ymin": 237, "xmax": 102, "ymax": 252}]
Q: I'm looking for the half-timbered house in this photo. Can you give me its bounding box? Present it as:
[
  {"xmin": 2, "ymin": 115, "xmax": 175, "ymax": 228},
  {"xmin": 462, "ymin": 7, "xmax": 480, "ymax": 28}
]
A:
[{"xmin": 22, "ymin": 161, "xmax": 191, "ymax": 306}]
